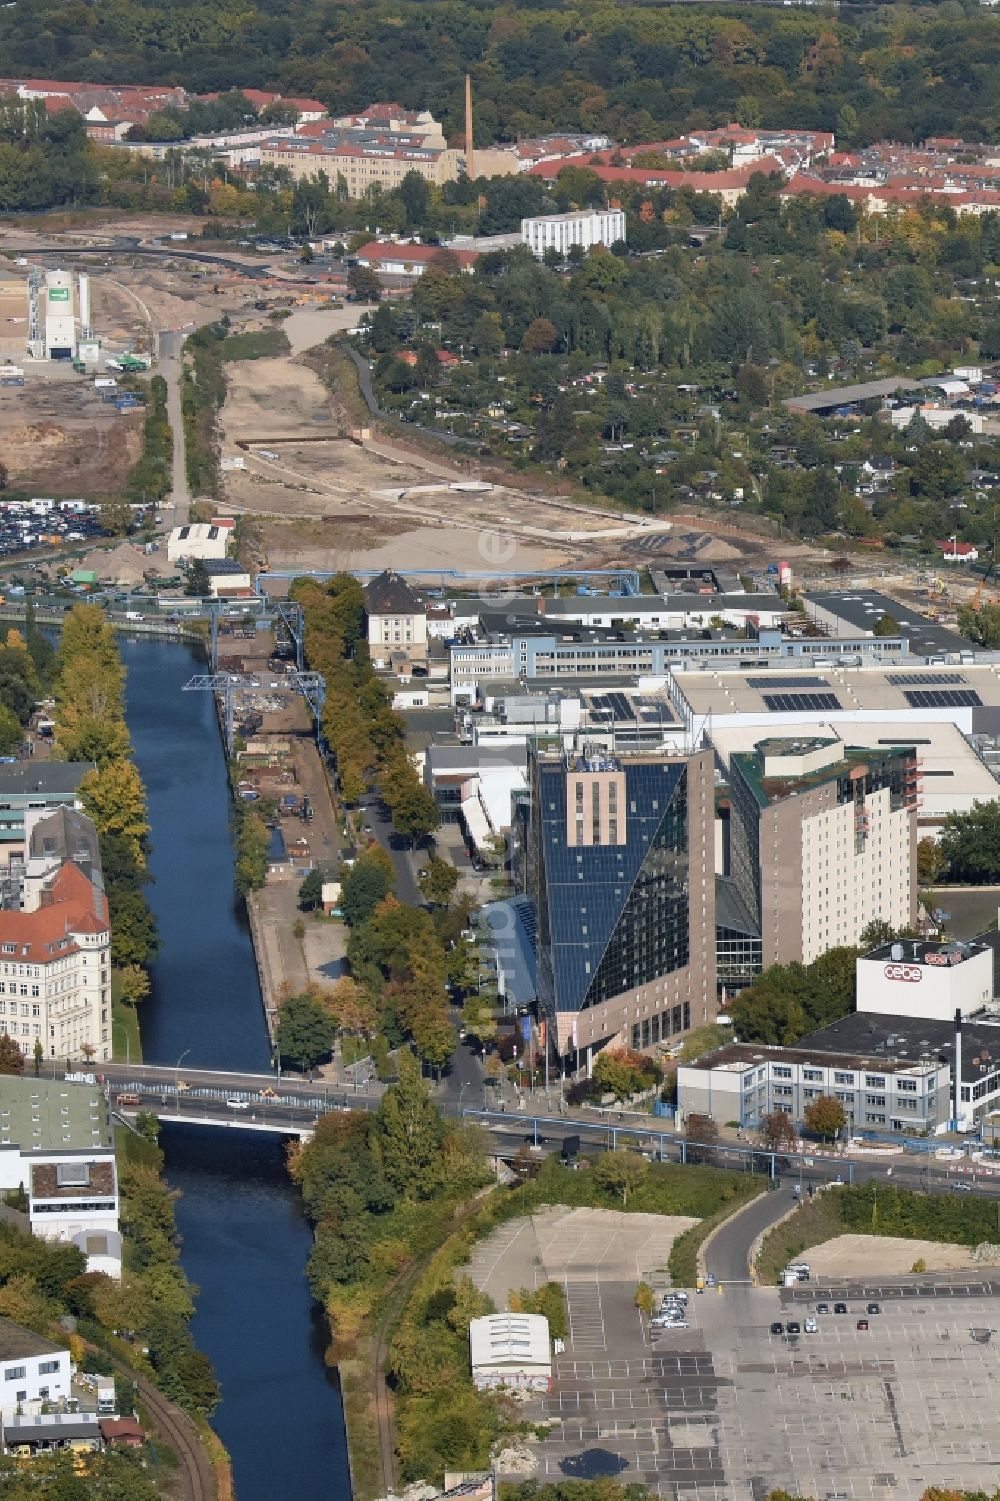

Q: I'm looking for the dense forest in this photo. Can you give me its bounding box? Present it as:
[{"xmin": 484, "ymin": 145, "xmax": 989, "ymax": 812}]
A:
[{"xmin": 3, "ymin": 0, "xmax": 1000, "ymax": 148}]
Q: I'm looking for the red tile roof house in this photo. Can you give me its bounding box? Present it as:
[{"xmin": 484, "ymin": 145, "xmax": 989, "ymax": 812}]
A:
[
  {"xmin": 353, "ymin": 242, "xmax": 480, "ymax": 277},
  {"xmin": 935, "ymin": 540, "xmax": 979, "ymax": 561}
]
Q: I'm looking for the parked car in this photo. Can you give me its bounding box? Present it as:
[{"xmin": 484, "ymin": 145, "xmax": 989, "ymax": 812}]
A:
[
  {"xmin": 804, "ymin": 1317, "xmax": 818, "ymax": 1333},
  {"xmin": 857, "ymin": 1319, "xmax": 869, "ymax": 1331},
  {"xmin": 833, "ymin": 1303, "xmax": 848, "ymax": 1314},
  {"xmin": 866, "ymin": 1303, "xmax": 881, "ymax": 1314},
  {"xmin": 786, "ymin": 1321, "xmax": 801, "ymax": 1335},
  {"xmin": 952, "ymin": 1181, "xmax": 973, "ymax": 1192},
  {"xmin": 816, "ymin": 1303, "xmax": 830, "ymax": 1315},
  {"xmin": 770, "ymin": 1322, "xmax": 784, "ymax": 1335}
]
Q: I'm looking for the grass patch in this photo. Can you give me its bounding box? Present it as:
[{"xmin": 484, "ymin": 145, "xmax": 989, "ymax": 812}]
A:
[
  {"xmin": 111, "ymin": 974, "xmax": 143, "ymax": 1064},
  {"xmin": 755, "ymin": 1192, "xmax": 847, "ymax": 1286},
  {"xmin": 220, "ymin": 328, "xmax": 291, "ymax": 361},
  {"xmin": 340, "ymin": 1352, "xmax": 381, "ymax": 1501}
]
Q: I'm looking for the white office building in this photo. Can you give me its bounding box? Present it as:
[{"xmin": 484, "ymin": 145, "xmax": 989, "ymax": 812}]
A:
[
  {"xmin": 0, "ymin": 1319, "xmax": 72, "ymax": 1417},
  {"xmin": 521, "ymin": 209, "xmax": 626, "ymax": 259}
]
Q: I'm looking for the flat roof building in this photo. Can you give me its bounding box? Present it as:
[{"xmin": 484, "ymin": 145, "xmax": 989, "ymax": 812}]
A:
[
  {"xmin": 857, "ymin": 938, "xmax": 994, "ymax": 1022},
  {"xmin": 521, "ymin": 208, "xmax": 626, "ymax": 259},
  {"xmin": 669, "ymin": 662, "xmax": 1000, "ymax": 738},
  {"xmin": 677, "ymin": 1038, "xmax": 950, "ymax": 1134},
  {"xmin": 803, "ymin": 590, "xmax": 973, "ymax": 659},
  {"xmin": 469, "ymin": 1313, "xmax": 551, "ymax": 1391}
]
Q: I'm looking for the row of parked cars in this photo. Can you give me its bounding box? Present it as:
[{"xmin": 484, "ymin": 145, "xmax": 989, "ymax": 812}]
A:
[
  {"xmin": 650, "ymin": 1289, "xmax": 690, "ymax": 1331},
  {"xmin": 772, "ymin": 1302, "xmax": 882, "ymax": 1336}
]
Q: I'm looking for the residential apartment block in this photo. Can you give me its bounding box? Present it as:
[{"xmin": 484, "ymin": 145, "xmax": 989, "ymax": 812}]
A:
[
  {"xmin": 521, "ymin": 208, "xmax": 626, "ymax": 258},
  {"xmin": 726, "ymin": 736, "xmax": 918, "ymax": 968},
  {"xmin": 527, "ymin": 745, "xmax": 716, "ymax": 1064}
]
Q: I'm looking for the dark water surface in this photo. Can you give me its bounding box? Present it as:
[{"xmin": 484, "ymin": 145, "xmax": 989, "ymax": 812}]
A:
[{"xmin": 120, "ymin": 636, "xmax": 349, "ymax": 1501}]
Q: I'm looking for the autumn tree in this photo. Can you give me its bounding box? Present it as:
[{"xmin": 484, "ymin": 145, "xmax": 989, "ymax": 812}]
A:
[
  {"xmin": 803, "ymin": 1095, "xmax": 847, "ymax": 1141},
  {"xmin": 0, "ymin": 1035, "xmax": 24, "ymax": 1075},
  {"xmin": 758, "ymin": 1110, "xmax": 797, "ymax": 1152},
  {"xmin": 79, "ymin": 761, "xmax": 150, "ymax": 867},
  {"xmin": 685, "ymin": 1112, "xmax": 720, "ymax": 1164}
]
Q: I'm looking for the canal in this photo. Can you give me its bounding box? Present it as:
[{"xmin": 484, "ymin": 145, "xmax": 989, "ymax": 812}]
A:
[{"xmin": 120, "ymin": 636, "xmax": 351, "ymax": 1501}]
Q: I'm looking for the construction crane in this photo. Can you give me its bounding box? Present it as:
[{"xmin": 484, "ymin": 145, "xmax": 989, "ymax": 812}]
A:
[
  {"xmin": 183, "ymin": 670, "xmax": 325, "ymax": 756},
  {"xmin": 972, "ymin": 546, "xmax": 997, "ymax": 613}
]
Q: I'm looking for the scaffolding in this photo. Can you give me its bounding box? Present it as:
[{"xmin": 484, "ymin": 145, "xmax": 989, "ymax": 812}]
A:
[{"xmin": 25, "ymin": 271, "xmax": 44, "ymax": 360}]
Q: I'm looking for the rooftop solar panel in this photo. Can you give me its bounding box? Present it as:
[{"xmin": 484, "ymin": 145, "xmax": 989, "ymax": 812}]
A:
[
  {"xmin": 762, "ymin": 692, "xmax": 843, "ymax": 712},
  {"xmin": 902, "ymin": 689, "xmax": 982, "ymax": 708},
  {"xmin": 887, "ymin": 672, "xmax": 967, "ymax": 687}
]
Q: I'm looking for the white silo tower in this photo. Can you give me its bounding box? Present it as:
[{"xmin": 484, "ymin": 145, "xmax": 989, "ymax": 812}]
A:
[{"xmin": 43, "ymin": 269, "xmax": 75, "ymax": 359}]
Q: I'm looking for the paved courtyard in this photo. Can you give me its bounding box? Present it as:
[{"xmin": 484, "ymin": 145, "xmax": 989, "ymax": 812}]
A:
[
  {"xmin": 517, "ymin": 1273, "xmax": 1000, "ymax": 1501},
  {"xmin": 464, "ymin": 1206, "xmax": 697, "ymax": 1309}
]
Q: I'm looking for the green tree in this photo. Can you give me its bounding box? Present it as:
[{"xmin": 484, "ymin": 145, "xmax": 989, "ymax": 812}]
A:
[
  {"xmin": 118, "ymin": 964, "xmax": 151, "ymax": 1005},
  {"xmin": 803, "ymin": 1094, "xmax": 847, "ymax": 1141},
  {"xmin": 372, "ymin": 1050, "xmax": 445, "ymax": 1198},
  {"xmin": 958, "ymin": 601, "xmax": 1000, "ymax": 648},
  {"xmin": 347, "ymin": 265, "xmax": 382, "ymax": 302},
  {"xmin": 298, "ymin": 867, "xmax": 326, "ymax": 911},
  {"xmin": 0, "ymin": 704, "xmax": 22, "ymax": 756},
  {"xmin": 939, "ymin": 799, "xmax": 1000, "ymax": 882},
  {"xmin": 100, "ymin": 495, "xmax": 134, "ymax": 537},
  {"xmin": 32, "ymin": 1038, "xmax": 42, "ymax": 1077},
  {"xmin": 277, "ymin": 992, "xmax": 334, "ymax": 1072},
  {"xmin": 594, "ymin": 1150, "xmax": 649, "ymax": 1206},
  {"xmin": 418, "ymin": 856, "xmax": 459, "ymax": 907},
  {"xmin": 185, "ymin": 558, "xmax": 211, "ymax": 597},
  {"xmin": 341, "ymin": 857, "xmax": 394, "ymax": 926}
]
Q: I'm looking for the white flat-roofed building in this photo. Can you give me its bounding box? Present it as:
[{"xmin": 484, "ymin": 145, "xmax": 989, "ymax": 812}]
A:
[
  {"xmin": 469, "ymin": 1313, "xmax": 551, "ymax": 1390},
  {"xmin": 857, "ymin": 938, "xmax": 994, "ymax": 1022},
  {"xmin": 677, "ymin": 1040, "xmax": 950, "ymax": 1133},
  {"xmin": 0, "ymin": 1320, "xmax": 72, "ymax": 1418},
  {"xmin": 521, "ymin": 208, "xmax": 626, "ymax": 258},
  {"xmin": 166, "ymin": 522, "xmax": 233, "ymax": 563},
  {"xmin": 668, "ymin": 662, "xmax": 1000, "ymax": 740}
]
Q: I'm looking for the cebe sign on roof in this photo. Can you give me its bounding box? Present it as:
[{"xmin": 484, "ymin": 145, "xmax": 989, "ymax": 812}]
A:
[{"xmin": 884, "ymin": 963, "xmax": 922, "ymax": 983}]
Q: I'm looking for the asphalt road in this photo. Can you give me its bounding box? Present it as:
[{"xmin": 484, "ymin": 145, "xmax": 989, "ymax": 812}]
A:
[
  {"xmin": 360, "ymin": 797, "xmax": 421, "ymax": 904},
  {"xmin": 707, "ymin": 1184, "xmax": 799, "ymax": 1282}
]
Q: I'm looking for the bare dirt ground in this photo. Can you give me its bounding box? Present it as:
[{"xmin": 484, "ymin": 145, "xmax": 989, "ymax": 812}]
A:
[
  {"xmin": 807, "ymin": 1234, "xmax": 984, "ymax": 1276},
  {"xmin": 0, "ymin": 368, "xmax": 141, "ymax": 494}
]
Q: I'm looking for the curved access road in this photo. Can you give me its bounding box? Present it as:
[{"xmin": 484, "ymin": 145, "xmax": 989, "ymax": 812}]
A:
[{"xmin": 705, "ymin": 1185, "xmax": 799, "ymax": 1284}]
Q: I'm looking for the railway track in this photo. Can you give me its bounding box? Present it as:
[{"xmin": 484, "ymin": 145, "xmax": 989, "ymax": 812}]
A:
[{"xmin": 135, "ymin": 1371, "xmax": 216, "ymax": 1501}]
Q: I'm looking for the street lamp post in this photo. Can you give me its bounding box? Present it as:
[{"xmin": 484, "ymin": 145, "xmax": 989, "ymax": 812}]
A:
[{"xmin": 174, "ymin": 1049, "xmax": 190, "ymax": 1092}]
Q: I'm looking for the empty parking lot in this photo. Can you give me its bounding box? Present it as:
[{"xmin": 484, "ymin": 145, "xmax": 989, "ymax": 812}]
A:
[{"xmin": 517, "ymin": 1275, "xmax": 1000, "ymax": 1501}]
